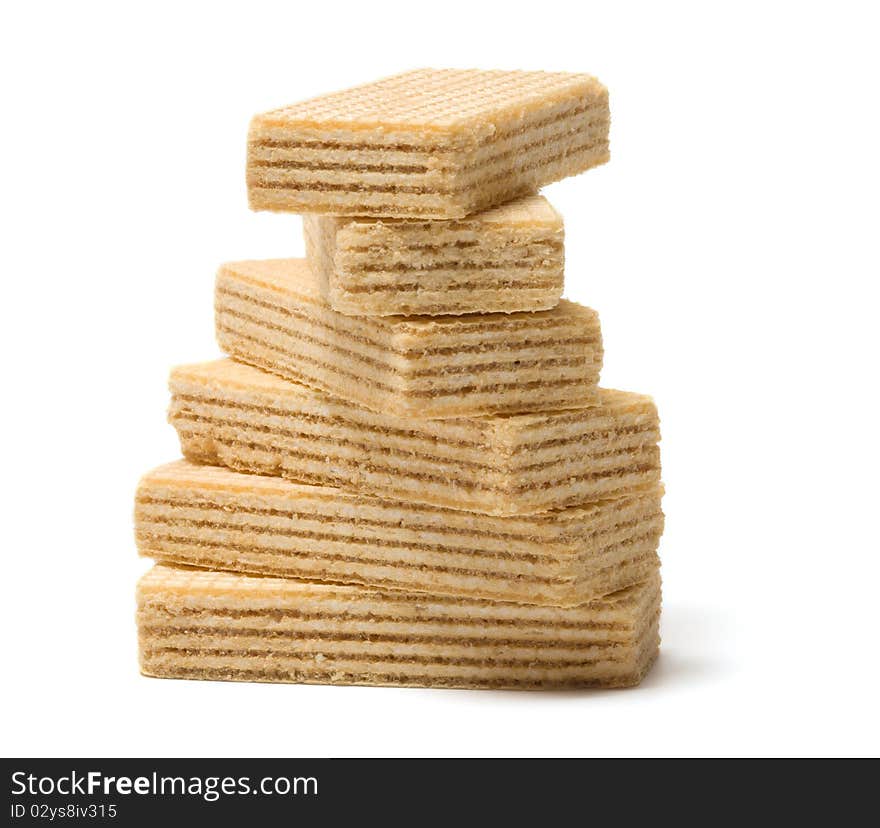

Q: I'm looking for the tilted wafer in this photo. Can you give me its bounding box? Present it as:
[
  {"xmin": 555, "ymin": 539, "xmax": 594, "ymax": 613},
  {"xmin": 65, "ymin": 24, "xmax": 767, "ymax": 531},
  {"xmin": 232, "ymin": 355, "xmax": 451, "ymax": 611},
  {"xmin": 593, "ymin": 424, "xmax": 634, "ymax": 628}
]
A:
[
  {"xmin": 169, "ymin": 359, "xmax": 661, "ymax": 516},
  {"xmin": 136, "ymin": 460, "xmax": 664, "ymax": 606},
  {"xmin": 247, "ymin": 69, "xmax": 609, "ymax": 219},
  {"xmin": 302, "ymin": 194, "xmax": 565, "ymax": 316},
  {"xmin": 215, "ymin": 258, "xmax": 602, "ymax": 418},
  {"xmin": 138, "ymin": 565, "xmax": 660, "ymax": 690}
]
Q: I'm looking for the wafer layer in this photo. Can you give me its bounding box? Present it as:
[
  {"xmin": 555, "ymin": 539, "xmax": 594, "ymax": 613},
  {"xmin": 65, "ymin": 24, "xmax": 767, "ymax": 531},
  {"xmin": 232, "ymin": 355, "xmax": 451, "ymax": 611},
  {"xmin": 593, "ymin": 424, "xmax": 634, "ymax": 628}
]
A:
[
  {"xmin": 247, "ymin": 69, "xmax": 610, "ymax": 219},
  {"xmin": 138, "ymin": 565, "xmax": 660, "ymax": 690},
  {"xmin": 215, "ymin": 258, "xmax": 602, "ymax": 418},
  {"xmin": 303, "ymin": 194, "xmax": 565, "ymax": 316},
  {"xmin": 136, "ymin": 461, "xmax": 663, "ymax": 606},
  {"xmin": 169, "ymin": 359, "xmax": 661, "ymax": 516}
]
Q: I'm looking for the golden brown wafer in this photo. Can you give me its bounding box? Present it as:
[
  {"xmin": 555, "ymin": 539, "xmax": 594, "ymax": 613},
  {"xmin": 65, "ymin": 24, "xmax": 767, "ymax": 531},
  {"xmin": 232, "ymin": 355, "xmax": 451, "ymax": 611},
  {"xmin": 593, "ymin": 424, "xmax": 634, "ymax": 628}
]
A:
[
  {"xmin": 215, "ymin": 258, "xmax": 602, "ymax": 418},
  {"xmin": 169, "ymin": 359, "xmax": 661, "ymax": 516},
  {"xmin": 138, "ymin": 565, "xmax": 660, "ymax": 690},
  {"xmin": 136, "ymin": 460, "xmax": 664, "ymax": 606},
  {"xmin": 303, "ymin": 194, "xmax": 565, "ymax": 316},
  {"xmin": 248, "ymin": 69, "xmax": 609, "ymax": 219}
]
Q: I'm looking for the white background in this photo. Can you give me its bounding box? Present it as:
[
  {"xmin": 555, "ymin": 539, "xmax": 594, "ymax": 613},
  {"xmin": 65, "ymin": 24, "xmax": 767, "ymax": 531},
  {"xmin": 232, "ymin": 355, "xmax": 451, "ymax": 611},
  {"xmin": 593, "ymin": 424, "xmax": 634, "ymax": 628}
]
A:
[{"xmin": 2, "ymin": 1, "xmax": 878, "ymax": 758}]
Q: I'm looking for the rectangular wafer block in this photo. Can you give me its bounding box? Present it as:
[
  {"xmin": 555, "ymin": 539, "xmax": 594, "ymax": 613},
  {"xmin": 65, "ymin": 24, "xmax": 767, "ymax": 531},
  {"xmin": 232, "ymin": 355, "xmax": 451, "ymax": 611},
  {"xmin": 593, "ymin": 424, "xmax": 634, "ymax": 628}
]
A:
[
  {"xmin": 303, "ymin": 194, "xmax": 565, "ymax": 316},
  {"xmin": 215, "ymin": 258, "xmax": 602, "ymax": 418},
  {"xmin": 138, "ymin": 564, "xmax": 661, "ymax": 690},
  {"xmin": 247, "ymin": 68, "xmax": 610, "ymax": 219},
  {"xmin": 135, "ymin": 460, "xmax": 664, "ymax": 606},
  {"xmin": 133, "ymin": 65, "xmax": 667, "ymax": 696},
  {"xmin": 168, "ymin": 359, "xmax": 661, "ymax": 516}
]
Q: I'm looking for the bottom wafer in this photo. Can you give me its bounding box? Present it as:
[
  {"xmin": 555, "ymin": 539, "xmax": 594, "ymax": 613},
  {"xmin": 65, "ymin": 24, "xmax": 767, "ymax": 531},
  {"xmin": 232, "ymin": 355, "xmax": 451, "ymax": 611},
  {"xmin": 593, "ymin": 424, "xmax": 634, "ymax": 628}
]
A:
[{"xmin": 137, "ymin": 565, "xmax": 661, "ymax": 690}]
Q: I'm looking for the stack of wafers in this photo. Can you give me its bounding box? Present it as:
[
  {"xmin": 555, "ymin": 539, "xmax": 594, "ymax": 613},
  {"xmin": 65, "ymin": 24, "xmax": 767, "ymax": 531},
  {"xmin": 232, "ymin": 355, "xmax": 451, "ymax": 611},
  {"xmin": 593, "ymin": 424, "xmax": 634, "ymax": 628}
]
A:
[{"xmin": 135, "ymin": 69, "xmax": 665, "ymax": 690}]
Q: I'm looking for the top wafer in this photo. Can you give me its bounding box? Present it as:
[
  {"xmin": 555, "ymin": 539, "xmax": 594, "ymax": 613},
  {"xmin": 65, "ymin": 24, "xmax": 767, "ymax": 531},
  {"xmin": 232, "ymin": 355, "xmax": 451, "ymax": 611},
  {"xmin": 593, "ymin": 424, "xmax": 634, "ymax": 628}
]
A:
[{"xmin": 247, "ymin": 68, "xmax": 610, "ymax": 219}]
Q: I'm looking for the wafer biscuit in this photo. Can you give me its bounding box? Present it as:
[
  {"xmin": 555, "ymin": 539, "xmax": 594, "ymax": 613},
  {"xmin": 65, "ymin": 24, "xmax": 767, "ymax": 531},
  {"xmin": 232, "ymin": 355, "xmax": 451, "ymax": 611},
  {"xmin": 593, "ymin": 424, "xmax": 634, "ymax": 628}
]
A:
[
  {"xmin": 247, "ymin": 69, "xmax": 609, "ymax": 219},
  {"xmin": 303, "ymin": 194, "xmax": 565, "ymax": 316},
  {"xmin": 169, "ymin": 359, "xmax": 661, "ymax": 516},
  {"xmin": 138, "ymin": 565, "xmax": 660, "ymax": 690},
  {"xmin": 215, "ymin": 258, "xmax": 602, "ymax": 418},
  {"xmin": 136, "ymin": 460, "xmax": 664, "ymax": 606}
]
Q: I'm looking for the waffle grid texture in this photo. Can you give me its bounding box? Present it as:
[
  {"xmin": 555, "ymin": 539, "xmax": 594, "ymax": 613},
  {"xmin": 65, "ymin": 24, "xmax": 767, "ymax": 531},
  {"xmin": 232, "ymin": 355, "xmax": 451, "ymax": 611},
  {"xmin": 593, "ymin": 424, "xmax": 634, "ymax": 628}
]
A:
[
  {"xmin": 247, "ymin": 69, "xmax": 609, "ymax": 218},
  {"xmin": 136, "ymin": 68, "xmax": 663, "ymax": 691}
]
